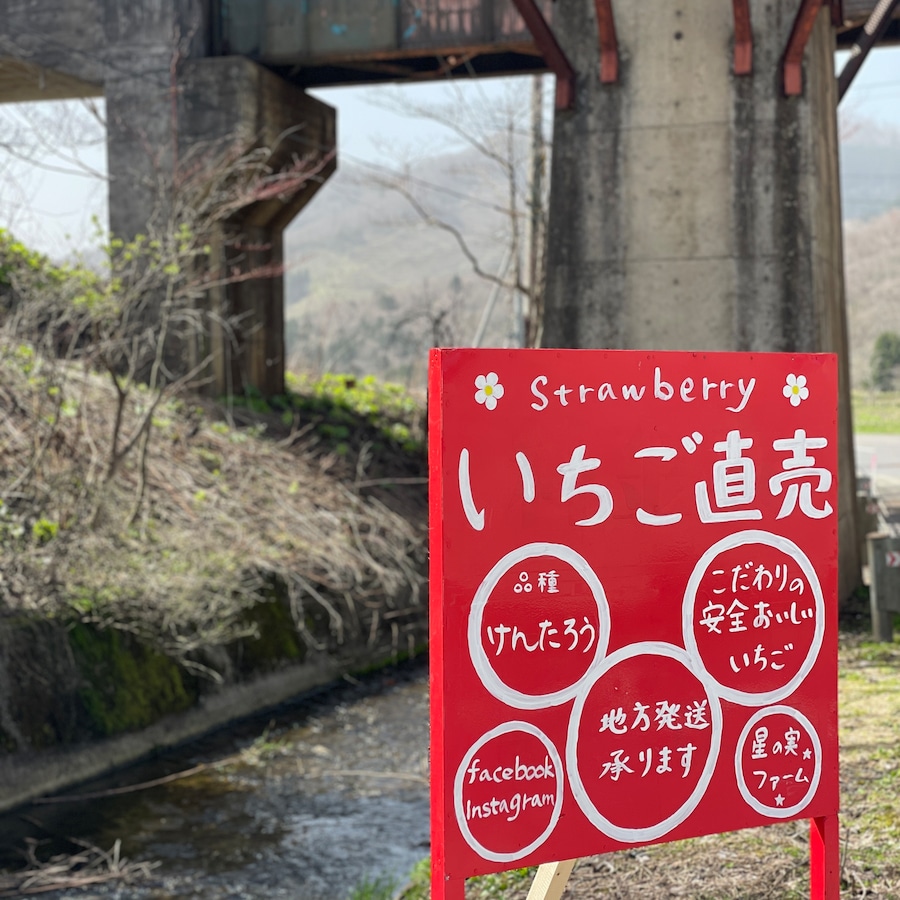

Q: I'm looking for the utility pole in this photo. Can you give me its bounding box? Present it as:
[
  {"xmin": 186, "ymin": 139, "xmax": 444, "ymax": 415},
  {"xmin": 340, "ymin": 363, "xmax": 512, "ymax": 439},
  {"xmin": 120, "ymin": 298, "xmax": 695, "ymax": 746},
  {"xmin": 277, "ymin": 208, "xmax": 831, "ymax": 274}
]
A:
[{"xmin": 526, "ymin": 74, "xmax": 547, "ymax": 349}]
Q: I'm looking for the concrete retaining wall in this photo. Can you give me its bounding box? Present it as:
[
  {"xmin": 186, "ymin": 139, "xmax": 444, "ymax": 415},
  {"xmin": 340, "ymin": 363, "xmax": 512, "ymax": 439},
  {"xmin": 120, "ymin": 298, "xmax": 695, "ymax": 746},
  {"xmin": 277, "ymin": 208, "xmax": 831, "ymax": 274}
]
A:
[{"xmin": 0, "ymin": 595, "xmax": 427, "ymax": 814}]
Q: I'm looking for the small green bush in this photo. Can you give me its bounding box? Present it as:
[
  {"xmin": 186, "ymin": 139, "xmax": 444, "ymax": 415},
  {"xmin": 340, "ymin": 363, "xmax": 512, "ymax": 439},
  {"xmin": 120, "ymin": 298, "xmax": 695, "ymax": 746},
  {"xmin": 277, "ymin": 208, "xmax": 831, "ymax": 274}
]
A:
[{"xmin": 871, "ymin": 331, "xmax": 900, "ymax": 391}]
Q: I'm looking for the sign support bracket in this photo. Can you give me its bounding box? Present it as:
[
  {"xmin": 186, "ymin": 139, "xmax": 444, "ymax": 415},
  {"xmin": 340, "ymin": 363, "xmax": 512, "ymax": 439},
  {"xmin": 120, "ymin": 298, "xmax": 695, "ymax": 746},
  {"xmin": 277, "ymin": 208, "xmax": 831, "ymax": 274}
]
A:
[
  {"xmin": 526, "ymin": 859, "xmax": 576, "ymax": 900},
  {"xmin": 526, "ymin": 826, "xmax": 840, "ymax": 900}
]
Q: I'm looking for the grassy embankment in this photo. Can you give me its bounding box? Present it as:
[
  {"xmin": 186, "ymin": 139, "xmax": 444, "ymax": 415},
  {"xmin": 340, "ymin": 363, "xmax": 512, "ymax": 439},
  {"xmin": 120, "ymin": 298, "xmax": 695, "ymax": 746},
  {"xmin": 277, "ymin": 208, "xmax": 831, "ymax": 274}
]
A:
[
  {"xmin": 0, "ymin": 346, "xmax": 428, "ymax": 749},
  {"xmin": 0, "ymin": 175, "xmax": 430, "ymax": 754}
]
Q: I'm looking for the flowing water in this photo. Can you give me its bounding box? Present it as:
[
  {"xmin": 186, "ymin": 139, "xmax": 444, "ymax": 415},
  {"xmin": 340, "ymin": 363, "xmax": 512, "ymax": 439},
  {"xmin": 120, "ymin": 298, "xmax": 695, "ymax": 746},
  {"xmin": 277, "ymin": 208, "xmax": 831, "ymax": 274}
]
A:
[{"xmin": 0, "ymin": 661, "xmax": 430, "ymax": 899}]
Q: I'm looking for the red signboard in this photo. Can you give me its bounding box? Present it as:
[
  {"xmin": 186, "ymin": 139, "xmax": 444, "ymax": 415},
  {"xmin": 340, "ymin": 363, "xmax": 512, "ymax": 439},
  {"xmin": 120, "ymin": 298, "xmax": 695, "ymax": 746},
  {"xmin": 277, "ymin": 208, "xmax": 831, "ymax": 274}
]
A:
[{"xmin": 429, "ymin": 349, "xmax": 839, "ymax": 898}]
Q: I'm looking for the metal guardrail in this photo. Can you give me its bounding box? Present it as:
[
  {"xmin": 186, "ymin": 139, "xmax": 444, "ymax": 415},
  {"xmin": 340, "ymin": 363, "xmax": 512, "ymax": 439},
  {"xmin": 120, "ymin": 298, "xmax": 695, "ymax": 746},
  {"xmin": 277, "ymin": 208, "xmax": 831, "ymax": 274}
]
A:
[
  {"xmin": 861, "ymin": 458, "xmax": 900, "ymax": 640},
  {"xmin": 867, "ymin": 530, "xmax": 900, "ymax": 641}
]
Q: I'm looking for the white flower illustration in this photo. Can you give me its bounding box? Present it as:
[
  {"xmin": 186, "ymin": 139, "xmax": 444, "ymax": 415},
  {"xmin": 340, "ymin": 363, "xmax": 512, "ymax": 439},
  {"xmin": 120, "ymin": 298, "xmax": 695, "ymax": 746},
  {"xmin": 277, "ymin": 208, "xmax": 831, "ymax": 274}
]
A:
[
  {"xmin": 474, "ymin": 372, "xmax": 504, "ymax": 410},
  {"xmin": 783, "ymin": 373, "xmax": 809, "ymax": 407}
]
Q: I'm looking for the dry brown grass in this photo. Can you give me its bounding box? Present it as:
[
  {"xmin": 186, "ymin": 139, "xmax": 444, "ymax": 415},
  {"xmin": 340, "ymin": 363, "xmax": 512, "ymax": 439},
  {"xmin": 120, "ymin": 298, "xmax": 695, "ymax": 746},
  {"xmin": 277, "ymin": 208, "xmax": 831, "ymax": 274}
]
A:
[
  {"xmin": 0, "ymin": 338, "xmax": 427, "ymax": 674},
  {"xmin": 0, "ymin": 839, "xmax": 159, "ymax": 896}
]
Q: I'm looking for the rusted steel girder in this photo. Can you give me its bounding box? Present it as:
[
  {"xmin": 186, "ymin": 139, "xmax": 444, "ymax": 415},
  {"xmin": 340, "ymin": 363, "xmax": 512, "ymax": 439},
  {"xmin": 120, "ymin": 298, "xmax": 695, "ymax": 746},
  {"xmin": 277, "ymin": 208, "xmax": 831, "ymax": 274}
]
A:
[
  {"xmin": 838, "ymin": 0, "xmax": 900, "ymax": 99},
  {"xmin": 831, "ymin": 0, "xmax": 845, "ymax": 26},
  {"xmin": 732, "ymin": 0, "xmax": 754, "ymax": 74},
  {"xmin": 783, "ymin": 0, "xmax": 827, "ymax": 95},
  {"xmin": 510, "ymin": 0, "xmax": 576, "ymax": 108},
  {"xmin": 593, "ymin": 0, "xmax": 619, "ymax": 83}
]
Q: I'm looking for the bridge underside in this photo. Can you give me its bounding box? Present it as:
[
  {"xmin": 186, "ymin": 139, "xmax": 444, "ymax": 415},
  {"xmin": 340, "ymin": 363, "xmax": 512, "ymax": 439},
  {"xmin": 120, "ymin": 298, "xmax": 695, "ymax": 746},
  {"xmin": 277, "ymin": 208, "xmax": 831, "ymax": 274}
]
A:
[
  {"xmin": 0, "ymin": 58, "xmax": 100, "ymax": 103},
  {"xmin": 261, "ymin": 45, "xmax": 546, "ymax": 88},
  {"xmin": 210, "ymin": 1, "xmax": 900, "ymax": 93},
  {"xmin": 842, "ymin": 0, "xmax": 900, "ymax": 47},
  {"xmin": 213, "ymin": 0, "xmax": 552, "ymax": 87},
  {"xmin": 0, "ymin": 0, "xmax": 896, "ymax": 407},
  {"xmin": 841, "ymin": 19, "xmax": 900, "ymax": 45},
  {"xmin": 1, "ymin": 1, "xmax": 896, "ymax": 104}
]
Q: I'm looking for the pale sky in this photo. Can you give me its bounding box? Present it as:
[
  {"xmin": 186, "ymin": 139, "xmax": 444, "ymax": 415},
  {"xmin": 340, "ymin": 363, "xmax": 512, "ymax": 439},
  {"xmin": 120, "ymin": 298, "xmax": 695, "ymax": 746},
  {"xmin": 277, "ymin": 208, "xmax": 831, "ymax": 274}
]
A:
[
  {"xmin": 836, "ymin": 46, "xmax": 900, "ymax": 130},
  {"xmin": 0, "ymin": 46, "xmax": 898, "ymax": 258}
]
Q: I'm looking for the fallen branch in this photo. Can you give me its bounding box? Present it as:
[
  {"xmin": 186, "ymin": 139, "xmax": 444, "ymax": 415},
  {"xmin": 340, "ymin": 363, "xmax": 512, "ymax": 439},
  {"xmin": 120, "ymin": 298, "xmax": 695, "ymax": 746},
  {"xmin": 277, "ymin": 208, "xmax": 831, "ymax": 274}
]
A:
[
  {"xmin": 31, "ymin": 762, "xmax": 211, "ymax": 805},
  {"xmin": 0, "ymin": 840, "xmax": 159, "ymax": 897}
]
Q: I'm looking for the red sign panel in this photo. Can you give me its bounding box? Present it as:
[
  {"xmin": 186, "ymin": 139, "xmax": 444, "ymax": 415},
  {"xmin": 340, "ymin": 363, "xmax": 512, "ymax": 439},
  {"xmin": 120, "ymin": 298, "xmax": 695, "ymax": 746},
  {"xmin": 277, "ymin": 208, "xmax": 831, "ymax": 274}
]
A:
[{"xmin": 428, "ymin": 349, "xmax": 838, "ymax": 896}]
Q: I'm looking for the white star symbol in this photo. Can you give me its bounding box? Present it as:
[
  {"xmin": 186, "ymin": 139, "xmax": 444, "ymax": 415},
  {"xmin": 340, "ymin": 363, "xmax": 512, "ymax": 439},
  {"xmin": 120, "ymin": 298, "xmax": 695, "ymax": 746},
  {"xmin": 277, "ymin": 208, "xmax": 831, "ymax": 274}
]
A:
[
  {"xmin": 803, "ymin": 748, "xmax": 812, "ymax": 760},
  {"xmin": 774, "ymin": 794, "xmax": 785, "ymax": 806}
]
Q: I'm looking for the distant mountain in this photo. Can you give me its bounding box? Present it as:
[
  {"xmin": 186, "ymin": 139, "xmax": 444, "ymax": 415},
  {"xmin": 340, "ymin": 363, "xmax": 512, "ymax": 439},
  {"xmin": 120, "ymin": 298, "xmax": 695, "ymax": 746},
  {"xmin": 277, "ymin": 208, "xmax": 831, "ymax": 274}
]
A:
[
  {"xmin": 285, "ymin": 150, "xmax": 509, "ymax": 311},
  {"xmin": 840, "ymin": 124, "xmax": 900, "ymax": 221},
  {"xmin": 845, "ymin": 208, "xmax": 900, "ymax": 387},
  {"xmin": 284, "ymin": 147, "xmax": 520, "ymax": 380},
  {"xmin": 284, "ymin": 126, "xmax": 900, "ymax": 385}
]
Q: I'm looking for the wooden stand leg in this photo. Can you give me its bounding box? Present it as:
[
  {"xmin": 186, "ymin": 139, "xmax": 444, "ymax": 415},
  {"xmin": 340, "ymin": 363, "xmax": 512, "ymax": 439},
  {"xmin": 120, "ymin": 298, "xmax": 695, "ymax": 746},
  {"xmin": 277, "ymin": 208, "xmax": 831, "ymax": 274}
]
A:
[
  {"xmin": 526, "ymin": 859, "xmax": 577, "ymax": 900},
  {"xmin": 810, "ymin": 815, "xmax": 840, "ymax": 899}
]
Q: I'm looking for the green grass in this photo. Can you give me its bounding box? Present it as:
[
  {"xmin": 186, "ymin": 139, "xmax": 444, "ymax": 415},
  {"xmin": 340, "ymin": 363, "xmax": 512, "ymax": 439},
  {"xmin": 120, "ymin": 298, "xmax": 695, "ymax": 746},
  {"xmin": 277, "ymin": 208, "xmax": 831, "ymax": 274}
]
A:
[
  {"xmin": 347, "ymin": 874, "xmax": 398, "ymax": 900},
  {"xmin": 398, "ymin": 860, "xmax": 535, "ymax": 900},
  {"xmin": 852, "ymin": 389, "xmax": 900, "ymax": 433}
]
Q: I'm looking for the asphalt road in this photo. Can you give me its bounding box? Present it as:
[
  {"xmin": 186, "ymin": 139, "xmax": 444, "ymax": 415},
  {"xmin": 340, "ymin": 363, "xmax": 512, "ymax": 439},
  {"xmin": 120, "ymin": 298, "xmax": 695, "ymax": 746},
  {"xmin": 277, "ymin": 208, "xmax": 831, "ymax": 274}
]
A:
[{"xmin": 855, "ymin": 433, "xmax": 900, "ymax": 505}]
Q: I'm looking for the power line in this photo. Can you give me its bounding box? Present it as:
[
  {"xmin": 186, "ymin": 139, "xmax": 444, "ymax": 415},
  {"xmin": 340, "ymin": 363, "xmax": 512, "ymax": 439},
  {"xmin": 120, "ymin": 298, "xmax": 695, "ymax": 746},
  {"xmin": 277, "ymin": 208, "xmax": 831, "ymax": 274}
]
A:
[{"xmin": 848, "ymin": 80, "xmax": 900, "ymax": 91}]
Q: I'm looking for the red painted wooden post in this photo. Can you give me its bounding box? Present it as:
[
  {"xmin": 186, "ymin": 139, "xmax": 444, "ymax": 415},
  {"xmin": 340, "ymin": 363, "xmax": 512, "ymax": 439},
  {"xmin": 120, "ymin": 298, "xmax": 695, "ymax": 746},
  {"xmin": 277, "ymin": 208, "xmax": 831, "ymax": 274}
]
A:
[
  {"xmin": 810, "ymin": 814, "xmax": 840, "ymax": 898},
  {"xmin": 430, "ymin": 350, "xmax": 463, "ymax": 900},
  {"xmin": 430, "ymin": 860, "xmax": 465, "ymax": 900}
]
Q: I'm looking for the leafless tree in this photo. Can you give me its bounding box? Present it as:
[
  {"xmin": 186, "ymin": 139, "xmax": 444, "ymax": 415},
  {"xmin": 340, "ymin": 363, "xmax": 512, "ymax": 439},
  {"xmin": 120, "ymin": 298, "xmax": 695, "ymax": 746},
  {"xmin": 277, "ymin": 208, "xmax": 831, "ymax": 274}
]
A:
[
  {"xmin": 1, "ymin": 135, "xmax": 332, "ymax": 526},
  {"xmin": 359, "ymin": 76, "xmax": 552, "ymax": 349},
  {"xmin": 0, "ymin": 98, "xmax": 108, "ymax": 250}
]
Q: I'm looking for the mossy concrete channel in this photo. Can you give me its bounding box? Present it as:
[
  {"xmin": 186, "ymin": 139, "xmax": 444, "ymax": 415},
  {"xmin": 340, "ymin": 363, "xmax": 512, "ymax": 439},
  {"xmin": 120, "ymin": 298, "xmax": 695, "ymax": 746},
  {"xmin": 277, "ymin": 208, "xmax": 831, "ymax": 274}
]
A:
[
  {"xmin": 0, "ymin": 658, "xmax": 430, "ymax": 899},
  {"xmin": 0, "ymin": 586, "xmax": 428, "ymax": 804}
]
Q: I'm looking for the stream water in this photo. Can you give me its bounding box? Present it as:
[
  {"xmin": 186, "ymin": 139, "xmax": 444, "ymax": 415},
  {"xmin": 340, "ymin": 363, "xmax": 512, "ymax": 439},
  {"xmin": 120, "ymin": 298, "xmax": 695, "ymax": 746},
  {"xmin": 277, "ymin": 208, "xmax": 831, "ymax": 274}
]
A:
[{"xmin": 0, "ymin": 661, "xmax": 430, "ymax": 899}]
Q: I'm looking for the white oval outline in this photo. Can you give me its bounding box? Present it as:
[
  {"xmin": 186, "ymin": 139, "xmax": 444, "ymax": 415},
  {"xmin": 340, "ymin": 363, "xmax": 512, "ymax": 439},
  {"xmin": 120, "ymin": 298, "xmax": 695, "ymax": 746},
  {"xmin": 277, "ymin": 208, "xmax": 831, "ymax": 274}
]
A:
[
  {"xmin": 682, "ymin": 530, "xmax": 825, "ymax": 706},
  {"xmin": 566, "ymin": 641, "xmax": 723, "ymax": 843},
  {"xmin": 453, "ymin": 721, "xmax": 564, "ymax": 863},
  {"xmin": 734, "ymin": 705, "xmax": 822, "ymax": 818},
  {"xmin": 468, "ymin": 543, "xmax": 611, "ymax": 709}
]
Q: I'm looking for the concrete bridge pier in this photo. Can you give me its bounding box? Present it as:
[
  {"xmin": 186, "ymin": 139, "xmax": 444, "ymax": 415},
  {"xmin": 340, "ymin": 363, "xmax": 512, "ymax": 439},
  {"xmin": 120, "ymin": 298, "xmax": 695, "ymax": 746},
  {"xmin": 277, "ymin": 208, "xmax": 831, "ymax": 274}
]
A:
[
  {"xmin": 106, "ymin": 55, "xmax": 335, "ymax": 398},
  {"xmin": 542, "ymin": 0, "xmax": 860, "ymax": 600}
]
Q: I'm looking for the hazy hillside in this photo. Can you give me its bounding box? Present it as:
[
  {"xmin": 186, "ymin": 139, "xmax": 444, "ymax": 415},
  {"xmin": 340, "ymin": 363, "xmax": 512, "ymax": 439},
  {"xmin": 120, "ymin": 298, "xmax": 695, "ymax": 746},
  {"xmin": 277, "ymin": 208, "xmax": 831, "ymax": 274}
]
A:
[
  {"xmin": 286, "ymin": 153, "xmax": 508, "ymax": 308},
  {"xmin": 284, "ymin": 147, "xmax": 520, "ymax": 382},
  {"xmin": 284, "ymin": 123, "xmax": 900, "ymax": 386},
  {"xmin": 845, "ymin": 208, "xmax": 900, "ymax": 387},
  {"xmin": 838, "ymin": 123, "xmax": 900, "ymax": 387},
  {"xmin": 841, "ymin": 124, "xmax": 900, "ymax": 222}
]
